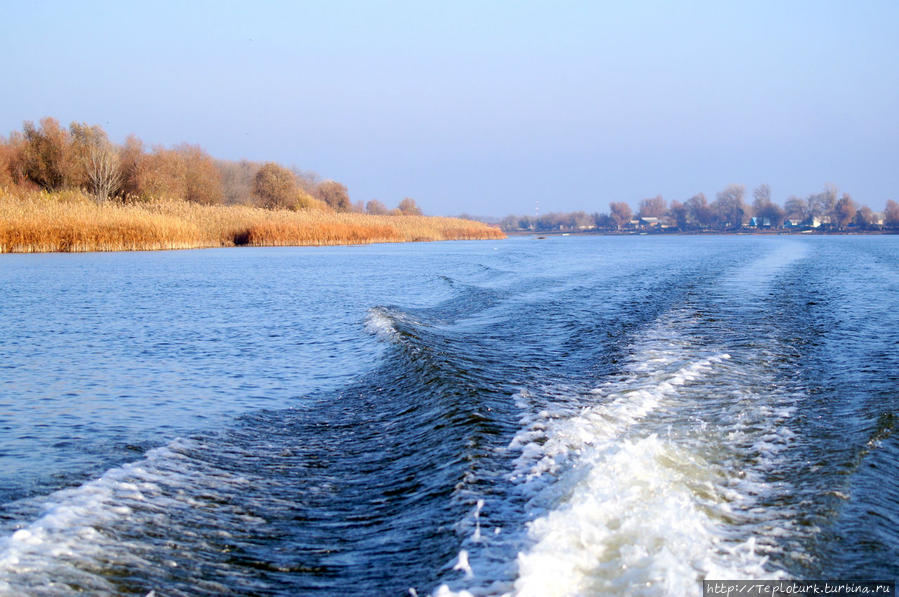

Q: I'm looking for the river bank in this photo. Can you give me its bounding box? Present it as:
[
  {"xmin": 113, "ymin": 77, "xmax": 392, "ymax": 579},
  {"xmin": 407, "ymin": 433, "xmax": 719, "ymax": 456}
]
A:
[{"xmin": 0, "ymin": 188, "xmax": 504, "ymax": 253}]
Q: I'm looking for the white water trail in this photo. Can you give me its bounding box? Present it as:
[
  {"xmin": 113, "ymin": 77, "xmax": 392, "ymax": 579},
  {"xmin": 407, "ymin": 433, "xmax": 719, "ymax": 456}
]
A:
[
  {"xmin": 437, "ymin": 240, "xmax": 812, "ymax": 596},
  {"xmin": 474, "ymin": 243, "xmax": 810, "ymax": 597},
  {"xmin": 0, "ymin": 438, "xmax": 246, "ymax": 595}
]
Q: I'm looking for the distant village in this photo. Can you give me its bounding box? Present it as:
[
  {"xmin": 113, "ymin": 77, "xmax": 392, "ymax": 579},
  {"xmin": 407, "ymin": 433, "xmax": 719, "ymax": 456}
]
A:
[{"xmin": 492, "ymin": 184, "xmax": 899, "ymax": 234}]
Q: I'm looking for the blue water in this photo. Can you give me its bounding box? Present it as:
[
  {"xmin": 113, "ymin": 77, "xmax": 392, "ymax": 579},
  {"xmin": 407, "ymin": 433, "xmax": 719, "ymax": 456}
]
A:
[{"xmin": 0, "ymin": 236, "xmax": 896, "ymax": 596}]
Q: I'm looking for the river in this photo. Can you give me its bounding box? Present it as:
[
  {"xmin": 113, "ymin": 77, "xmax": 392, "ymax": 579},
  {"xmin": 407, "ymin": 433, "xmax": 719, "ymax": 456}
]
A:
[{"xmin": 0, "ymin": 236, "xmax": 896, "ymax": 595}]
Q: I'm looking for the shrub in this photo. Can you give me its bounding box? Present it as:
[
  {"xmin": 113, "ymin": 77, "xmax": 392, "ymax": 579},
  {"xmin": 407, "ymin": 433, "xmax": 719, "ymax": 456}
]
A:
[
  {"xmin": 178, "ymin": 144, "xmax": 223, "ymax": 205},
  {"xmin": 397, "ymin": 197, "xmax": 422, "ymax": 215},
  {"xmin": 118, "ymin": 135, "xmax": 146, "ymax": 200},
  {"xmin": 316, "ymin": 180, "xmax": 351, "ymax": 211},
  {"xmin": 254, "ymin": 162, "xmax": 300, "ymax": 209},
  {"xmin": 20, "ymin": 118, "xmax": 80, "ymax": 191},
  {"xmin": 365, "ymin": 199, "xmax": 389, "ymax": 215},
  {"xmin": 140, "ymin": 148, "xmax": 188, "ymax": 201}
]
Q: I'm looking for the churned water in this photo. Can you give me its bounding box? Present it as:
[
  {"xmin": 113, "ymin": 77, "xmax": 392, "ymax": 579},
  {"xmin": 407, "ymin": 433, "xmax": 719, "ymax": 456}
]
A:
[{"xmin": 0, "ymin": 236, "xmax": 896, "ymax": 596}]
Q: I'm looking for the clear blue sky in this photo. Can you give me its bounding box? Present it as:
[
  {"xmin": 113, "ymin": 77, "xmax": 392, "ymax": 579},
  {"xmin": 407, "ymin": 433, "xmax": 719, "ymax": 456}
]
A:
[{"xmin": 2, "ymin": 1, "xmax": 897, "ymax": 215}]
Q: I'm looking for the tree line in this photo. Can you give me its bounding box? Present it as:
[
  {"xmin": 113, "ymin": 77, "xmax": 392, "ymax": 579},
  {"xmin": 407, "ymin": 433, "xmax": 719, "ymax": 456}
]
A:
[
  {"xmin": 498, "ymin": 184, "xmax": 899, "ymax": 233},
  {"xmin": 0, "ymin": 117, "xmax": 423, "ymax": 216}
]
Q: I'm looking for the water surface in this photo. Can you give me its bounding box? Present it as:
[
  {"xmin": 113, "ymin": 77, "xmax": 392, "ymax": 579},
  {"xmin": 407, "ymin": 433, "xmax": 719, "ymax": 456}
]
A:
[{"xmin": 0, "ymin": 236, "xmax": 896, "ymax": 595}]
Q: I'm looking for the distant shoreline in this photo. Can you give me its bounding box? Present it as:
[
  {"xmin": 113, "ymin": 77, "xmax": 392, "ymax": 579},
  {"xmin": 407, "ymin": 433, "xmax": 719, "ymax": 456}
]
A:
[
  {"xmin": 507, "ymin": 229, "xmax": 896, "ymax": 238},
  {"xmin": 0, "ymin": 189, "xmax": 505, "ymax": 254}
]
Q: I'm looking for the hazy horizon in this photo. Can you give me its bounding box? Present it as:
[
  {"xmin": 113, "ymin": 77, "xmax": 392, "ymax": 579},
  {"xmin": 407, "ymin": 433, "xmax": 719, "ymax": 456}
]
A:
[{"xmin": 2, "ymin": 1, "xmax": 897, "ymax": 215}]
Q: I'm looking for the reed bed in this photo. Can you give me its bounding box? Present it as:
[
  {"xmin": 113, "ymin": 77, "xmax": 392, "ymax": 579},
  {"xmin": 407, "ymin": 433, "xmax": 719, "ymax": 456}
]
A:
[{"xmin": 0, "ymin": 188, "xmax": 504, "ymax": 253}]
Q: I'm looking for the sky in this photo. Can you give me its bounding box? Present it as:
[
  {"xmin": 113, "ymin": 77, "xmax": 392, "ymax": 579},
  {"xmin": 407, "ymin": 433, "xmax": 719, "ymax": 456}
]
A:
[{"xmin": 2, "ymin": 1, "xmax": 897, "ymax": 216}]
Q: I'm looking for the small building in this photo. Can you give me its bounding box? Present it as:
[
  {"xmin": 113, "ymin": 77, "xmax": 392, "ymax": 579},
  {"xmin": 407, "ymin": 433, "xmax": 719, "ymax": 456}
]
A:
[{"xmin": 749, "ymin": 217, "xmax": 772, "ymax": 228}]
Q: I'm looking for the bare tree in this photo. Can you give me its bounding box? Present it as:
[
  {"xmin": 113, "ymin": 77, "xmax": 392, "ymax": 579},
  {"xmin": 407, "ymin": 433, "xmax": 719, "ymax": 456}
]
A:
[
  {"xmin": 667, "ymin": 200, "xmax": 688, "ymax": 229},
  {"xmin": 854, "ymin": 205, "xmax": 875, "ymax": 229},
  {"xmin": 87, "ymin": 137, "xmax": 122, "ymax": 203},
  {"xmin": 752, "ymin": 183, "xmax": 771, "ymax": 206},
  {"xmin": 751, "ymin": 183, "xmax": 784, "ymax": 227},
  {"xmin": 755, "ymin": 200, "xmax": 786, "ymax": 228},
  {"xmin": 832, "ymin": 193, "xmax": 857, "ymax": 230},
  {"xmin": 609, "ymin": 202, "xmax": 632, "ymax": 229},
  {"xmin": 685, "ymin": 193, "xmax": 713, "ymax": 229},
  {"xmin": 21, "ymin": 117, "xmax": 79, "ymax": 191},
  {"xmin": 885, "ymin": 200, "xmax": 899, "ymax": 228},
  {"xmin": 365, "ymin": 199, "xmax": 389, "ymax": 215},
  {"xmin": 316, "ymin": 180, "xmax": 351, "ymax": 211},
  {"xmin": 176, "ymin": 144, "xmax": 223, "ymax": 205},
  {"xmin": 784, "ymin": 196, "xmax": 806, "ymax": 222},
  {"xmin": 216, "ymin": 159, "xmax": 260, "ymax": 205},
  {"xmin": 397, "ymin": 197, "xmax": 423, "ymax": 215},
  {"xmin": 253, "ymin": 162, "xmax": 299, "ymax": 209},
  {"xmin": 807, "ymin": 184, "xmax": 838, "ymax": 224},
  {"xmin": 714, "ymin": 184, "xmax": 747, "ymax": 229},
  {"xmin": 638, "ymin": 195, "xmax": 666, "ymax": 218}
]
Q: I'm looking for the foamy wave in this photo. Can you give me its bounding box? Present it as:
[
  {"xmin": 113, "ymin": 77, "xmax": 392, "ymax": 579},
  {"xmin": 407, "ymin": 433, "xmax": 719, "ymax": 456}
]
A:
[
  {"xmin": 499, "ymin": 309, "xmax": 796, "ymax": 596},
  {"xmin": 509, "ymin": 346, "xmax": 730, "ymax": 483},
  {"xmin": 0, "ymin": 438, "xmax": 247, "ymax": 595},
  {"xmin": 514, "ymin": 434, "xmax": 778, "ymax": 597},
  {"xmin": 365, "ymin": 306, "xmax": 401, "ymax": 340}
]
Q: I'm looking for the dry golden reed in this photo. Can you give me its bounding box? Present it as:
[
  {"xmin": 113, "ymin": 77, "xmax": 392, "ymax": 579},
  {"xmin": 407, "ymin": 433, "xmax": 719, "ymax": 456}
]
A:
[{"xmin": 0, "ymin": 188, "xmax": 504, "ymax": 253}]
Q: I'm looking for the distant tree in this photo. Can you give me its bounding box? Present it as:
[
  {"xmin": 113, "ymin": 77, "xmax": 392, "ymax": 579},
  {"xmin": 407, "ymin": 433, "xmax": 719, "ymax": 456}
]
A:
[
  {"xmin": 713, "ymin": 184, "xmax": 747, "ymax": 229},
  {"xmin": 518, "ymin": 215, "xmax": 535, "ymax": 230},
  {"xmin": 20, "ymin": 117, "xmax": 79, "ymax": 191},
  {"xmin": 685, "ymin": 193, "xmax": 714, "ymax": 229},
  {"xmin": 756, "ymin": 201, "xmax": 786, "ymax": 228},
  {"xmin": 751, "ymin": 183, "xmax": 784, "ymax": 227},
  {"xmin": 118, "ymin": 135, "xmax": 147, "ymax": 200},
  {"xmin": 668, "ymin": 200, "xmax": 688, "ymax": 229},
  {"xmin": 832, "ymin": 193, "xmax": 857, "ymax": 230},
  {"xmin": 0, "ymin": 134, "xmax": 23, "ymax": 188},
  {"xmin": 499, "ymin": 215, "xmax": 520, "ymax": 231},
  {"xmin": 253, "ymin": 162, "xmax": 299, "ymax": 209},
  {"xmin": 854, "ymin": 205, "xmax": 876, "ymax": 230},
  {"xmin": 570, "ymin": 211, "xmax": 593, "ymax": 229},
  {"xmin": 292, "ymin": 168, "xmax": 321, "ymax": 196},
  {"xmin": 352, "ymin": 200, "xmax": 366, "ymax": 213},
  {"xmin": 821, "ymin": 183, "xmax": 838, "ymax": 214},
  {"xmin": 86, "ymin": 134, "xmax": 122, "ymax": 203},
  {"xmin": 807, "ymin": 184, "xmax": 838, "ymax": 225},
  {"xmin": 593, "ymin": 212, "xmax": 614, "ymax": 230},
  {"xmin": 537, "ymin": 212, "xmax": 559, "ymax": 231},
  {"xmin": 885, "ymin": 200, "xmax": 899, "ymax": 228},
  {"xmin": 316, "ymin": 180, "xmax": 351, "ymax": 211},
  {"xmin": 784, "ymin": 196, "xmax": 807, "ymax": 222},
  {"xmin": 68, "ymin": 121, "xmax": 108, "ymax": 189},
  {"xmin": 752, "ymin": 183, "xmax": 771, "ymax": 207},
  {"xmin": 140, "ymin": 148, "xmax": 188, "ymax": 200},
  {"xmin": 216, "ymin": 159, "xmax": 260, "ymax": 205},
  {"xmin": 609, "ymin": 202, "xmax": 632, "ymax": 230},
  {"xmin": 638, "ymin": 195, "xmax": 666, "ymax": 218},
  {"xmin": 397, "ymin": 197, "xmax": 423, "ymax": 215},
  {"xmin": 365, "ymin": 199, "xmax": 389, "ymax": 215},
  {"xmin": 175, "ymin": 144, "xmax": 222, "ymax": 205}
]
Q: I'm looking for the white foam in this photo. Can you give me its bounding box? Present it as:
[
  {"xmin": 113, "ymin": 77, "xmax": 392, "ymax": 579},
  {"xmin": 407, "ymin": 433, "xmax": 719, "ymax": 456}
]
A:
[
  {"xmin": 500, "ymin": 311, "xmax": 793, "ymax": 596},
  {"xmin": 514, "ymin": 434, "xmax": 778, "ymax": 597},
  {"xmin": 0, "ymin": 438, "xmax": 240, "ymax": 594},
  {"xmin": 453, "ymin": 550, "xmax": 474, "ymax": 579},
  {"xmin": 365, "ymin": 306, "xmax": 401, "ymax": 339},
  {"xmin": 509, "ymin": 349, "xmax": 730, "ymax": 483}
]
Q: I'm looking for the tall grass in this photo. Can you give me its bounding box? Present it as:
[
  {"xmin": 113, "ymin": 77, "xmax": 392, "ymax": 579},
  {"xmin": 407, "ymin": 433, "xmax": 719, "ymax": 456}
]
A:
[{"xmin": 0, "ymin": 188, "xmax": 504, "ymax": 253}]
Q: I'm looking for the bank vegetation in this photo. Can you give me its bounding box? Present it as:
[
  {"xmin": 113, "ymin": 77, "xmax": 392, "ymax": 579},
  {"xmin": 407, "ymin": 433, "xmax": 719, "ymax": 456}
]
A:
[
  {"xmin": 497, "ymin": 184, "xmax": 899, "ymax": 234},
  {"xmin": 0, "ymin": 118, "xmax": 503, "ymax": 252}
]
